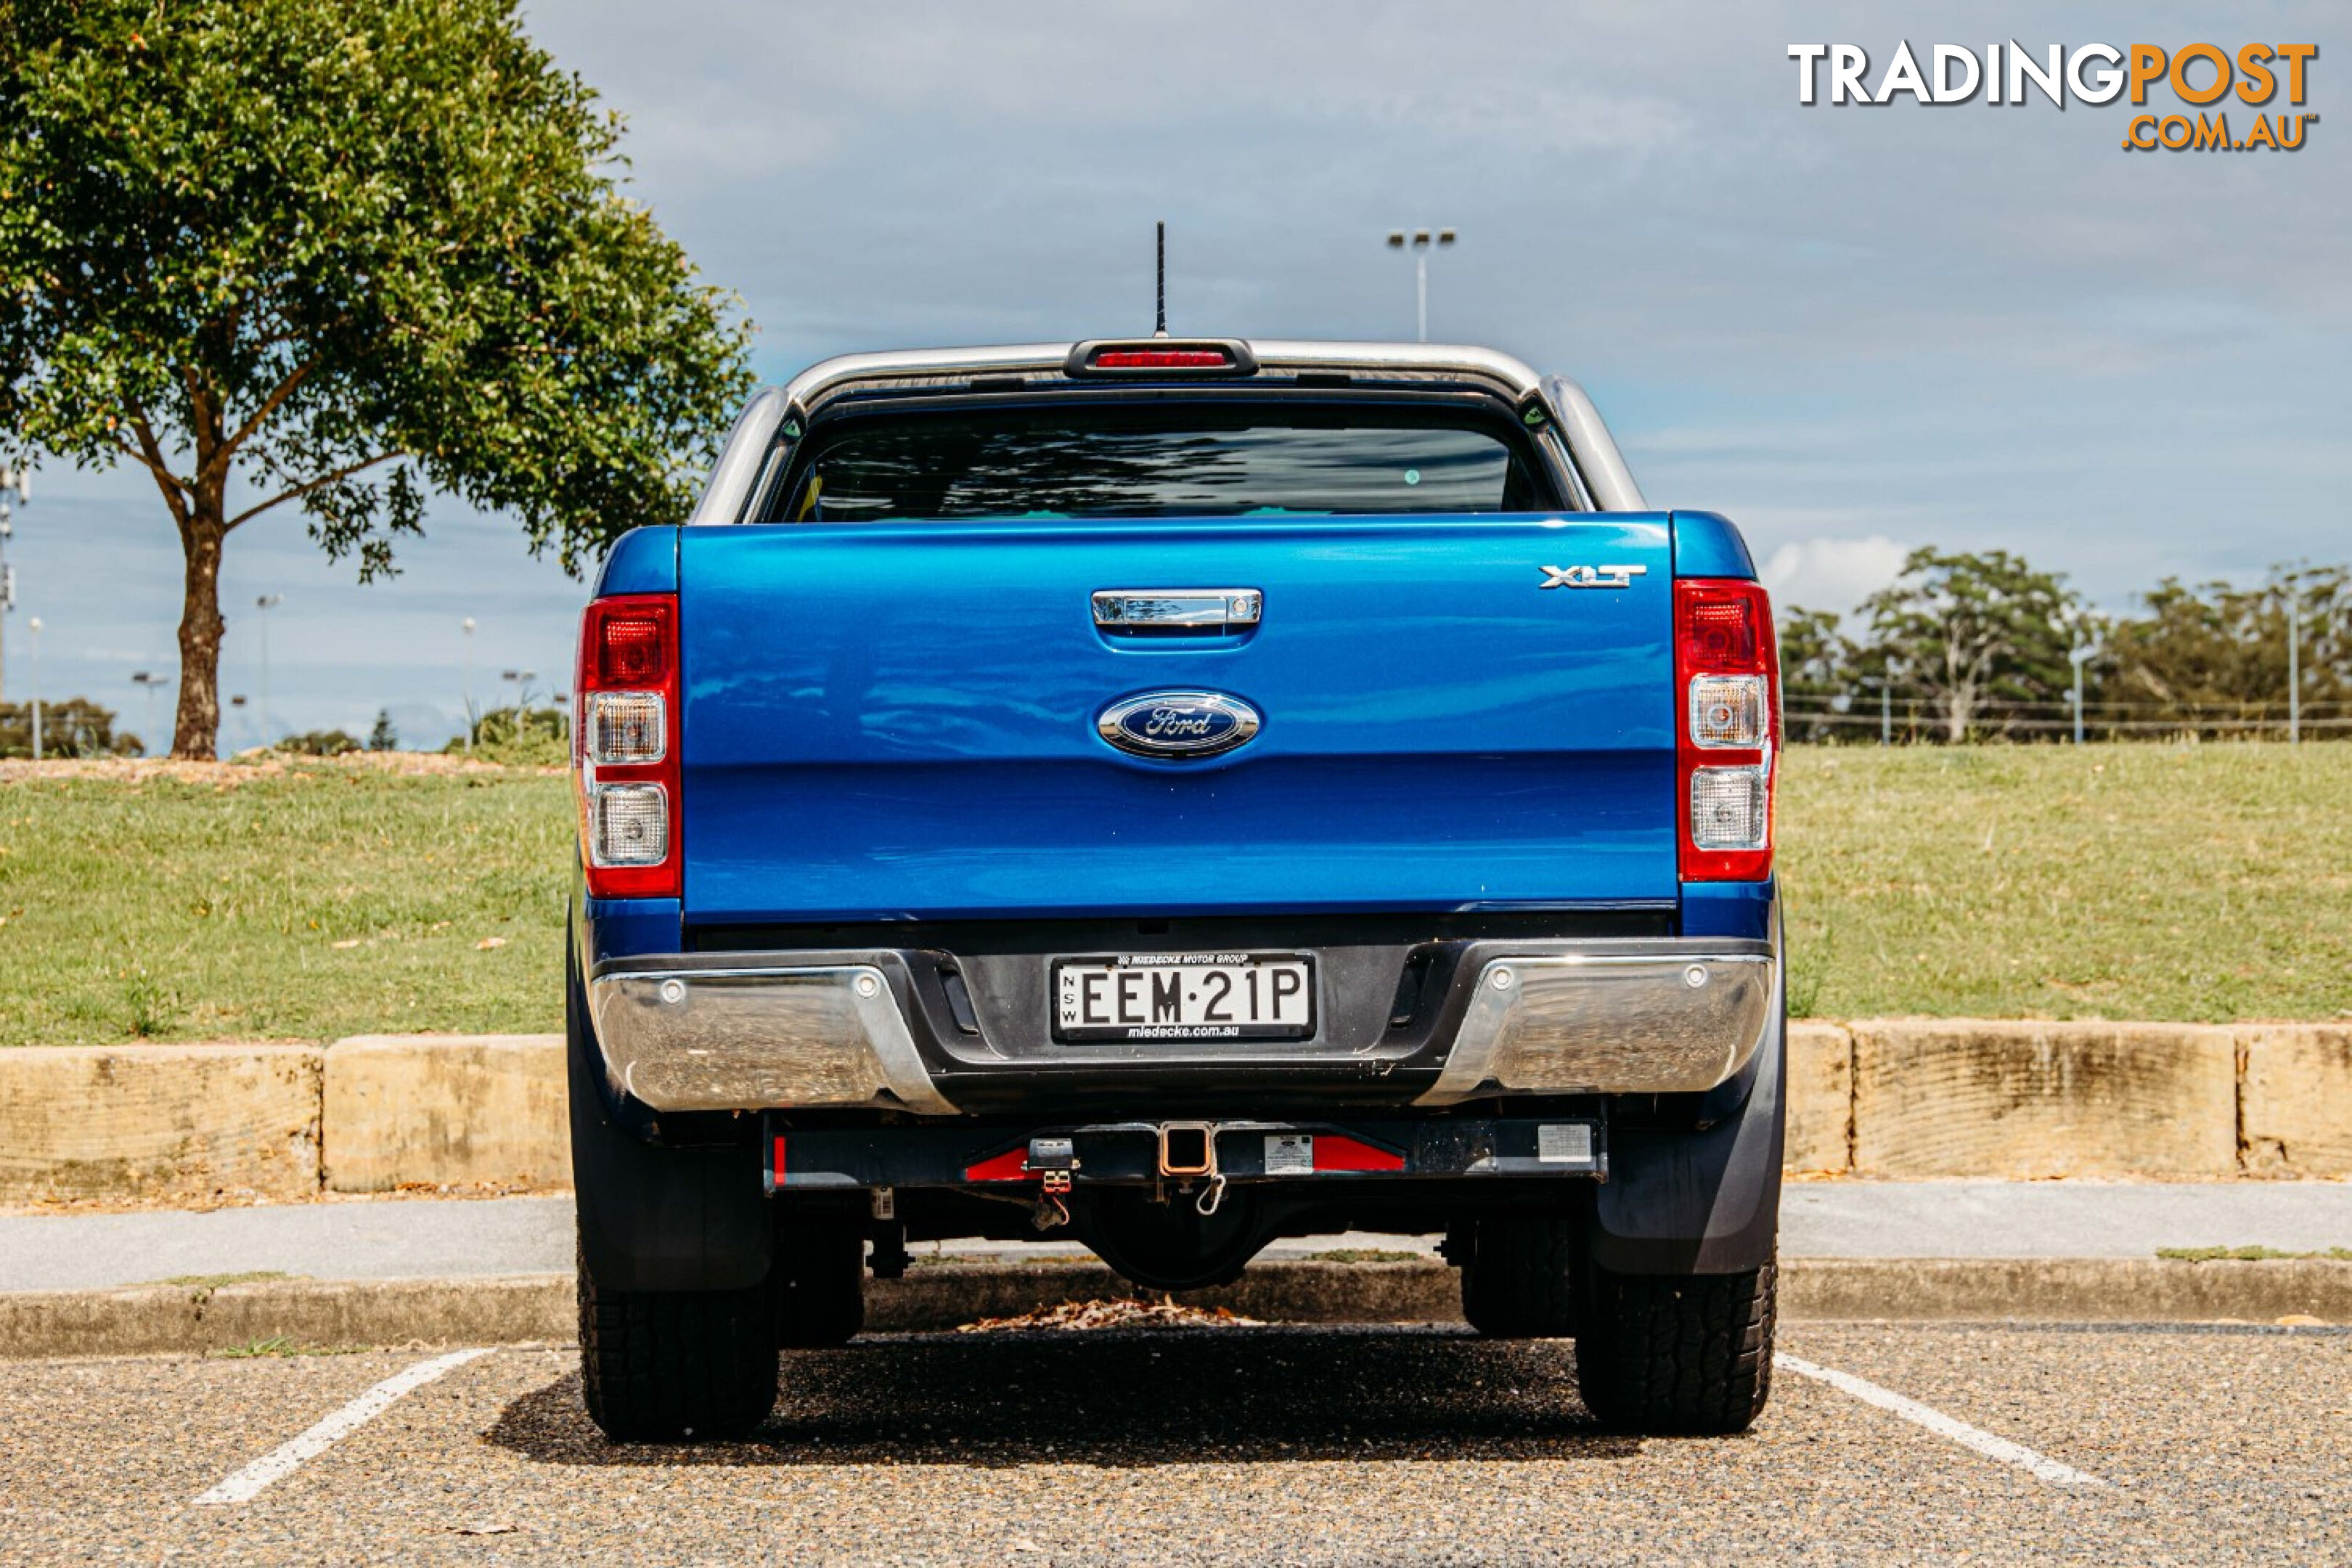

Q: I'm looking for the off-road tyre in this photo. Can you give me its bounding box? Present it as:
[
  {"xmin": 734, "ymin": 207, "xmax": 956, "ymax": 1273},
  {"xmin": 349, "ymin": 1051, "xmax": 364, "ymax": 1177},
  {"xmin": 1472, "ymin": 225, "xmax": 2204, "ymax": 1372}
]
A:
[
  {"xmin": 579, "ymin": 1244, "xmax": 780, "ymax": 1442},
  {"xmin": 1574, "ymin": 1261, "xmax": 1776, "ymax": 1435},
  {"xmin": 1458, "ymin": 1215, "xmax": 1580, "ymax": 1339},
  {"xmin": 776, "ymin": 1222, "xmax": 866, "ymax": 1348}
]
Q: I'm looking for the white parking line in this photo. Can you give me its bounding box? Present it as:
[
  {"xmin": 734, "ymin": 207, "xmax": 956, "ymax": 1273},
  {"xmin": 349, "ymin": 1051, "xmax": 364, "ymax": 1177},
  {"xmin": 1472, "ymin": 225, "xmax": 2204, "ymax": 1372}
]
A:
[
  {"xmin": 1774, "ymin": 1352, "xmax": 2107, "ymax": 1489},
  {"xmin": 192, "ymin": 1347, "xmax": 494, "ymax": 1506}
]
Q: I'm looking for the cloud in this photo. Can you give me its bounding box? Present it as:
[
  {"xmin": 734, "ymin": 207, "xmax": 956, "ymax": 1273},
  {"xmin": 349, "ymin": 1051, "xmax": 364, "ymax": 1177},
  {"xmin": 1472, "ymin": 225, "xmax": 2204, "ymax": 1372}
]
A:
[
  {"xmin": 22, "ymin": 0, "xmax": 2350, "ymax": 735},
  {"xmin": 1758, "ymin": 536, "xmax": 1911, "ymax": 619}
]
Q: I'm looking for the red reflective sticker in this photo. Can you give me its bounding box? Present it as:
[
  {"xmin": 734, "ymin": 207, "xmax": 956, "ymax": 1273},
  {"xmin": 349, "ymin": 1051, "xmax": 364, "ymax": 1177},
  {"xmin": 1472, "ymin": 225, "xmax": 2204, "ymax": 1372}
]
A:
[
  {"xmin": 772, "ymin": 1135, "xmax": 787, "ymax": 1186},
  {"xmin": 963, "ymin": 1148, "xmax": 1031, "ymax": 1183},
  {"xmin": 1313, "ymin": 1135, "xmax": 1405, "ymax": 1172}
]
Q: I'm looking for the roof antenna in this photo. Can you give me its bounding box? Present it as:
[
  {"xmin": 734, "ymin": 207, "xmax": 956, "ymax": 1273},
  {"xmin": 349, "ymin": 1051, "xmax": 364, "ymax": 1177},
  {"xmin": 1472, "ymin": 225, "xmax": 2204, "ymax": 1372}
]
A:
[{"xmin": 1153, "ymin": 220, "xmax": 1169, "ymax": 338}]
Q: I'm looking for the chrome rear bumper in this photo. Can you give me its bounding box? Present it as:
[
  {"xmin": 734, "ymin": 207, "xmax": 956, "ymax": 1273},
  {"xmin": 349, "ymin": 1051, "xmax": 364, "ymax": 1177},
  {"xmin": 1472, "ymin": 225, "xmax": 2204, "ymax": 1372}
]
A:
[
  {"xmin": 586, "ymin": 939, "xmax": 1777, "ymax": 1116},
  {"xmin": 589, "ymin": 965, "xmax": 956, "ymax": 1116},
  {"xmin": 1411, "ymin": 951, "xmax": 1776, "ymax": 1106}
]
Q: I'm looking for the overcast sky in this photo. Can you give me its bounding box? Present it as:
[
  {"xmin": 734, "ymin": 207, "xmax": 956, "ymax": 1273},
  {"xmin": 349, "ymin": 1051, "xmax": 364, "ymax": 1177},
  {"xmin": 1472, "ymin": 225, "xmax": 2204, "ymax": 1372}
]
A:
[{"xmin": 9, "ymin": 0, "xmax": 2345, "ymax": 751}]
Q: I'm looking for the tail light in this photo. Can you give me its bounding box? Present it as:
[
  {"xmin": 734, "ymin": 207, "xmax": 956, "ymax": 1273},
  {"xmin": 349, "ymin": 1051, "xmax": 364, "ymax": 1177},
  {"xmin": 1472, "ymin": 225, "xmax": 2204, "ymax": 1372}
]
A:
[
  {"xmin": 1674, "ymin": 578, "xmax": 1778, "ymax": 881},
  {"xmin": 575, "ymin": 593, "xmax": 680, "ymax": 898}
]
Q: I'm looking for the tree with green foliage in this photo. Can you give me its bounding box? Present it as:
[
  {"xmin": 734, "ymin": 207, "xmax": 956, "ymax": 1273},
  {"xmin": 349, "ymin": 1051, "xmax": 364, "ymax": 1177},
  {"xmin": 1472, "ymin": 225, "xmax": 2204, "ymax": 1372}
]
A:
[
  {"xmin": 1855, "ymin": 548, "xmax": 2087, "ymax": 742},
  {"xmin": 0, "ymin": 695, "xmax": 137, "ymax": 758},
  {"xmin": 279, "ymin": 727, "xmax": 361, "ymax": 756},
  {"xmin": 444, "ymin": 702, "xmax": 567, "ymax": 766},
  {"xmin": 2102, "ymin": 565, "xmax": 2348, "ymax": 732},
  {"xmin": 1776, "ymin": 605, "xmax": 1858, "ymax": 743},
  {"xmin": 0, "ymin": 0, "xmax": 753, "ymax": 759},
  {"xmin": 367, "ymin": 709, "xmax": 398, "ymax": 752}
]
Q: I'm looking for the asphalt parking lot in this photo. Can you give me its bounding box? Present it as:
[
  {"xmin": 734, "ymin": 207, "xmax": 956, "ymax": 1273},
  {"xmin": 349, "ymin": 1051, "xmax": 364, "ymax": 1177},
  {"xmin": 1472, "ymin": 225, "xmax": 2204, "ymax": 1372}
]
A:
[{"xmin": 2, "ymin": 1322, "xmax": 2345, "ymax": 1565}]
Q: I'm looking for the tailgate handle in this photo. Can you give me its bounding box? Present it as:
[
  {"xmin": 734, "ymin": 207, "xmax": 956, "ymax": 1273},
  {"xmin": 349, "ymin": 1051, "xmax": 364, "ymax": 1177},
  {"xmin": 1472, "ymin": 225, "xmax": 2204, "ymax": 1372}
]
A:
[{"xmin": 1093, "ymin": 589, "xmax": 1262, "ymax": 634}]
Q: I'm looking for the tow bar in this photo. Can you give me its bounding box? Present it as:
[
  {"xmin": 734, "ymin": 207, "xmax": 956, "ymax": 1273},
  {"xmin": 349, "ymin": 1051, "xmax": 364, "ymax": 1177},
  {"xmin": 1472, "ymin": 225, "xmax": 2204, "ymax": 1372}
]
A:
[{"xmin": 1156, "ymin": 1123, "xmax": 1227, "ymax": 1214}]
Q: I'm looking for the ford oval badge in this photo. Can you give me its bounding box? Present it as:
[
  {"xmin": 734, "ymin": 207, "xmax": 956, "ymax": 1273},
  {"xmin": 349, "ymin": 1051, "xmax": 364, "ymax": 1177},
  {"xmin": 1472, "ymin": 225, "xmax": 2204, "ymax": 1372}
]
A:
[{"xmin": 1097, "ymin": 690, "xmax": 1261, "ymax": 760}]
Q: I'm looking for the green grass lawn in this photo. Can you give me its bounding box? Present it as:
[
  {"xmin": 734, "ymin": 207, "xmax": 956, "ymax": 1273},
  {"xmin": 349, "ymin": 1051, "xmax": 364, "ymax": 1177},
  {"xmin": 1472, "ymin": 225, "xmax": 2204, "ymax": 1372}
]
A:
[
  {"xmin": 0, "ymin": 760, "xmax": 572, "ymax": 1045},
  {"xmin": 1, "ymin": 744, "xmax": 2345, "ymax": 1045},
  {"xmin": 1778, "ymin": 743, "xmax": 2352, "ymax": 1022}
]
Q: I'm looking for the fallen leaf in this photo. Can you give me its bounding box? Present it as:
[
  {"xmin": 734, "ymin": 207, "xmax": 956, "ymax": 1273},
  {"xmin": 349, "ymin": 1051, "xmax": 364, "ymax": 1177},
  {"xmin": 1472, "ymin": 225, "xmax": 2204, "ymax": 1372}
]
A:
[
  {"xmin": 957, "ymin": 1297, "xmax": 1260, "ymax": 1334},
  {"xmin": 475, "ymin": 936, "xmax": 507, "ymax": 950}
]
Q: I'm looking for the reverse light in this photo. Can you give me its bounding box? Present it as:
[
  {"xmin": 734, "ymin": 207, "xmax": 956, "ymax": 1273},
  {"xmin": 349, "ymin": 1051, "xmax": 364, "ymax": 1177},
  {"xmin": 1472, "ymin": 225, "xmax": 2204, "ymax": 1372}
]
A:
[
  {"xmin": 1674, "ymin": 579, "xmax": 1779, "ymax": 881},
  {"xmin": 1688, "ymin": 674, "xmax": 1768, "ymax": 748},
  {"xmin": 587, "ymin": 691, "xmax": 666, "ymax": 764},
  {"xmin": 1689, "ymin": 765, "xmax": 1769, "ymax": 850},
  {"xmin": 589, "ymin": 783, "xmax": 670, "ymax": 866},
  {"xmin": 576, "ymin": 594, "xmax": 681, "ymax": 898}
]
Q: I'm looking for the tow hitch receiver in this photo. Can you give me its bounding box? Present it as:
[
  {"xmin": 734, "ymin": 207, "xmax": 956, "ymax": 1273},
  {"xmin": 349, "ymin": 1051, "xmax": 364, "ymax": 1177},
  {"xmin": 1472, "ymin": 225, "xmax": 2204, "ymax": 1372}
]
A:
[{"xmin": 1157, "ymin": 1122, "xmax": 1216, "ymax": 1177}]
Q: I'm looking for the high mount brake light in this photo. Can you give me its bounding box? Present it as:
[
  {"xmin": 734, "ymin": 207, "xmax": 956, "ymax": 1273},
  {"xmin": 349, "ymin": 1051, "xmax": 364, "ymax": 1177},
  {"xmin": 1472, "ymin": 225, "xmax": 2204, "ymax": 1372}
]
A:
[
  {"xmin": 1674, "ymin": 579, "xmax": 1779, "ymax": 882},
  {"xmin": 1063, "ymin": 338, "xmax": 1259, "ymax": 377},
  {"xmin": 1093, "ymin": 349, "xmax": 1230, "ymax": 369},
  {"xmin": 576, "ymin": 594, "xmax": 681, "ymax": 899}
]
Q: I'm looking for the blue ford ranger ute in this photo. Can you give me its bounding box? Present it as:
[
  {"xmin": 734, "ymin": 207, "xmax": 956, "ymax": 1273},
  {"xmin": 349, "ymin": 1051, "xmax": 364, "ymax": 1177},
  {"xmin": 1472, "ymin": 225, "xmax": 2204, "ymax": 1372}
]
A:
[{"xmin": 567, "ymin": 338, "xmax": 1785, "ymax": 1440}]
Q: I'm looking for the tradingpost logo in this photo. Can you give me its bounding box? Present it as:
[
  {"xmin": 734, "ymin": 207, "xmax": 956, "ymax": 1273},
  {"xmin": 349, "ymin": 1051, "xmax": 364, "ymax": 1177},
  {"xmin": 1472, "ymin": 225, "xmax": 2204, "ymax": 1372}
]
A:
[{"xmin": 1787, "ymin": 42, "xmax": 2318, "ymax": 152}]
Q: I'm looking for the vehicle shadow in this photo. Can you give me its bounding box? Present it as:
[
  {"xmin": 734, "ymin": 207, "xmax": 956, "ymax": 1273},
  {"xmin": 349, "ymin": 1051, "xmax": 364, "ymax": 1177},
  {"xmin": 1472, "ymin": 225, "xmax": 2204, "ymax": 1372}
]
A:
[{"xmin": 484, "ymin": 1324, "xmax": 1646, "ymax": 1468}]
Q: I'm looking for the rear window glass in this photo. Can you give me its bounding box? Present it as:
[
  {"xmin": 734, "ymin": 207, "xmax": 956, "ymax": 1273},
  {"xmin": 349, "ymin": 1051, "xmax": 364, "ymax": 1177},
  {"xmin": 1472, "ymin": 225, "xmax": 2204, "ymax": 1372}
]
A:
[{"xmin": 763, "ymin": 404, "xmax": 1560, "ymax": 522}]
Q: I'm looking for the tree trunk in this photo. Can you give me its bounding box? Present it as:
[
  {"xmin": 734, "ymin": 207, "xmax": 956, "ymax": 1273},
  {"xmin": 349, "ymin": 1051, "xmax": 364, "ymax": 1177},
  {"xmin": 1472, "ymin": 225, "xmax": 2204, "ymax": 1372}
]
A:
[{"xmin": 171, "ymin": 510, "xmax": 227, "ymax": 760}]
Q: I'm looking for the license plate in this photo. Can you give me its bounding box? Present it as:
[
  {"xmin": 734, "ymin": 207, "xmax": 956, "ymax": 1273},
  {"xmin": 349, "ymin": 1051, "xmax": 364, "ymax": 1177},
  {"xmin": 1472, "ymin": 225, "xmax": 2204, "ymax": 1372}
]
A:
[{"xmin": 1053, "ymin": 952, "xmax": 1315, "ymax": 1042}]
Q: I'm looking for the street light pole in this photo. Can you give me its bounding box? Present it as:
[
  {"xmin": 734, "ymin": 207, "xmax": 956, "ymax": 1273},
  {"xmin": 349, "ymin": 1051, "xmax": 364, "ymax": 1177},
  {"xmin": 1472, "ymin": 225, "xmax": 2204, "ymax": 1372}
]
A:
[
  {"xmin": 0, "ymin": 460, "xmax": 26, "ymax": 703},
  {"xmin": 255, "ymin": 593, "xmax": 283, "ymax": 743},
  {"xmin": 130, "ymin": 670, "xmax": 163, "ymax": 754},
  {"xmin": 1384, "ymin": 228, "xmax": 1457, "ymax": 343},
  {"xmin": 26, "ymin": 616, "xmax": 40, "ymax": 760},
  {"xmin": 462, "ymin": 617, "xmax": 476, "ymax": 756}
]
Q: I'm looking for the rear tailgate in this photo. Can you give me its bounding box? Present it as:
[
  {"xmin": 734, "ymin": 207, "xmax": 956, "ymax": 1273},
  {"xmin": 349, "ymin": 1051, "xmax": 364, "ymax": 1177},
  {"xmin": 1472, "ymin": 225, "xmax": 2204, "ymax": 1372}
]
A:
[{"xmin": 677, "ymin": 515, "xmax": 1673, "ymax": 921}]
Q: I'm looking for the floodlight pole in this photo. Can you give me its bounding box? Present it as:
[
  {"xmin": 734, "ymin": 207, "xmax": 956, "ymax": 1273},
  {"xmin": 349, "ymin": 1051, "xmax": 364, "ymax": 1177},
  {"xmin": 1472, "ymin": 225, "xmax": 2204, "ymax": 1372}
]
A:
[{"xmin": 1385, "ymin": 228, "xmax": 1458, "ymax": 343}]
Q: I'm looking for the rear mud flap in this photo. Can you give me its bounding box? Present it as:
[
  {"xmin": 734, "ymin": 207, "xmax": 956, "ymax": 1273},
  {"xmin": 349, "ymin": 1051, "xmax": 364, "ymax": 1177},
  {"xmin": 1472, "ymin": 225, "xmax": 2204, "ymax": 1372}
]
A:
[
  {"xmin": 568, "ymin": 940, "xmax": 773, "ymax": 1293},
  {"xmin": 1583, "ymin": 987, "xmax": 1785, "ymax": 1278}
]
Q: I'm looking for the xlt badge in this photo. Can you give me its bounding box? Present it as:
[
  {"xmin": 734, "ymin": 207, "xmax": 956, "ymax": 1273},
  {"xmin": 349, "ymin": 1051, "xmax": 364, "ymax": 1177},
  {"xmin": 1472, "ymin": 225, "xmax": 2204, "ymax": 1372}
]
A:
[{"xmin": 1539, "ymin": 563, "xmax": 1648, "ymax": 589}]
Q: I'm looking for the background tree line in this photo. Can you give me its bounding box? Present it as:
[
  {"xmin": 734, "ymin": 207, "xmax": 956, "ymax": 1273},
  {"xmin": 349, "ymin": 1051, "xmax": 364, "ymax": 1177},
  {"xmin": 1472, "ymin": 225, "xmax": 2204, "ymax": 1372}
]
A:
[
  {"xmin": 1781, "ymin": 550, "xmax": 2351, "ymax": 743},
  {"xmin": 0, "ymin": 698, "xmax": 568, "ymax": 761},
  {"xmin": 12, "ymin": 547, "xmax": 2343, "ymax": 757}
]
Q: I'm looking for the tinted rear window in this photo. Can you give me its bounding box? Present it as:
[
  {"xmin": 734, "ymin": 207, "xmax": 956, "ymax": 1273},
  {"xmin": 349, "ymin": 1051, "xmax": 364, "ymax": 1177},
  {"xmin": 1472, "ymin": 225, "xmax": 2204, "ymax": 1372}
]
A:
[{"xmin": 764, "ymin": 404, "xmax": 1561, "ymax": 522}]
